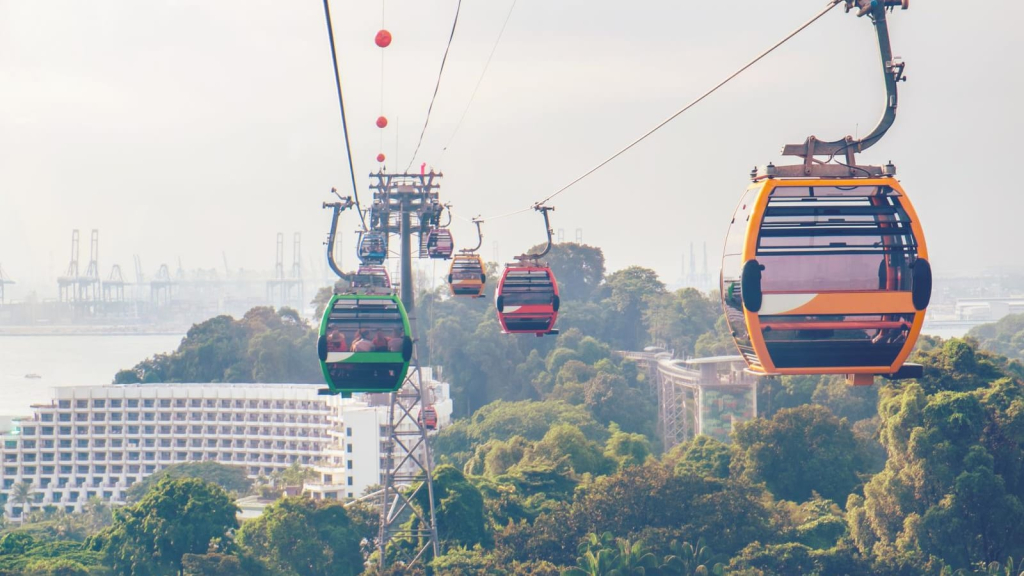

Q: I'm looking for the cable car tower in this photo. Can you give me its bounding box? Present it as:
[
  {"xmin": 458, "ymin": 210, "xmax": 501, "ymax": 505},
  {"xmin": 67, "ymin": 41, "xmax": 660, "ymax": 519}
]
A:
[{"xmin": 322, "ymin": 171, "xmax": 443, "ymax": 568}]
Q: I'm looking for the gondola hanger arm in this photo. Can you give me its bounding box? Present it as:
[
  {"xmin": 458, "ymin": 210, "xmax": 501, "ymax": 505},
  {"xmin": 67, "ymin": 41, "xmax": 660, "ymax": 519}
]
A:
[
  {"xmin": 459, "ymin": 218, "xmax": 484, "ymax": 254},
  {"xmin": 323, "ymin": 192, "xmax": 357, "ymax": 279},
  {"xmin": 781, "ymin": 0, "xmax": 909, "ymax": 165},
  {"xmin": 514, "ymin": 204, "xmax": 555, "ymax": 262}
]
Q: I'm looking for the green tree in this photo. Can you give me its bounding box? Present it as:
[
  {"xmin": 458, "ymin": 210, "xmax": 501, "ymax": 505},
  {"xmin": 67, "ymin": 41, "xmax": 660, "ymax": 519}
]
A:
[
  {"xmin": 429, "ymin": 545, "xmax": 507, "ymax": 576},
  {"xmin": 433, "ymin": 400, "xmax": 607, "ymax": 469},
  {"xmin": 518, "ymin": 462, "xmax": 773, "ymax": 566},
  {"xmin": 603, "ymin": 424, "xmax": 652, "ymax": 470},
  {"xmin": 236, "ymin": 496, "xmax": 364, "ymax": 576},
  {"xmin": 644, "ymin": 288, "xmax": 720, "ymax": 357},
  {"xmin": 725, "ymin": 541, "xmax": 873, "ymax": 576},
  {"xmin": 664, "ymin": 435, "xmax": 731, "ymax": 479},
  {"xmin": 912, "ymin": 338, "xmax": 1020, "ymax": 395},
  {"xmin": 126, "ymin": 462, "xmax": 253, "ymax": 503},
  {"xmin": 90, "ymin": 477, "xmax": 239, "ymax": 576},
  {"xmin": 582, "ymin": 372, "xmax": 656, "ymax": 437},
  {"xmin": 528, "ymin": 424, "xmax": 614, "ymax": 476},
  {"xmin": 847, "ymin": 373, "xmax": 1024, "ymax": 571},
  {"xmin": 116, "ymin": 307, "xmax": 320, "ymax": 384},
  {"xmin": 0, "ymin": 531, "xmax": 35, "ymax": 554},
  {"xmin": 602, "ymin": 266, "xmax": 667, "ymax": 350},
  {"xmin": 968, "ymin": 313, "xmax": 1024, "ymax": 362},
  {"xmin": 732, "ymin": 405, "xmax": 865, "ymax": 503},
  {"xmin": 24, "ymin": 558, "xmax": 90, "ymax": 576},
  {"xmin": 525, "ymin": 243, "xmax": 606, "ymax": 303},
  {"xmin": 413, "ymin": 465, "xmax": 489, "ymax": 549},
  {"xmin": 181, "ymin": 553, "xmax": 249, "ymax": 576}
]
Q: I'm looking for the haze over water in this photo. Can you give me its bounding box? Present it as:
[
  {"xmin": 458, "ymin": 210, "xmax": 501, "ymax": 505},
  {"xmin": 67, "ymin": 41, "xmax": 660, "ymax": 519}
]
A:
[{"xmin": 0, "ymin": 334, "xmax": 183, "ymax": 418}]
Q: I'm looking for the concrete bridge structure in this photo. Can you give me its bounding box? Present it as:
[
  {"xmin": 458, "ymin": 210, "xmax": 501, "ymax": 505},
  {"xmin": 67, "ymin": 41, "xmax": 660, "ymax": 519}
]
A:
[{"xmin": 618, "ymin": 351, "xmax": 759, "ymax": 450}]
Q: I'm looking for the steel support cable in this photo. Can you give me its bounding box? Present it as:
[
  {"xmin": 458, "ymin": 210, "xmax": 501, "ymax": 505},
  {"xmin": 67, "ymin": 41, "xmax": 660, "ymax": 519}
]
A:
[
  {"xmin": 404, "ymin": 0, "xmax": 464, "ymax": 172},
  {"xmin": 449, "ymin": 0, "xmax": 842, "ymax": 224},
  {"xmin": 451, "ymin": 206, "xmax": 531, "ymax": 223},
  {"xmin": 436, "ymin": 0, "xmax": 519, "ymax": 165},
  {"xmin": 322, "ymin": 0, "xmax": 367, "ymax": 230},
  {"xmin": 533, "ymin": 0, "xmax": 844, "ymax": 207}
]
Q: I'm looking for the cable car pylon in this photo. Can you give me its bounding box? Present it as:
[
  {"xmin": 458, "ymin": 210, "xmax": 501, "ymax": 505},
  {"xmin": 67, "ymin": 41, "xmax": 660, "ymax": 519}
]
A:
[
  {"xmin": 320, "ymin": 180, "xmax": 440, "ymax": 568},
  {"xmin": 369, "ymin": 171, "xmax": 441, "ymax": 568}
]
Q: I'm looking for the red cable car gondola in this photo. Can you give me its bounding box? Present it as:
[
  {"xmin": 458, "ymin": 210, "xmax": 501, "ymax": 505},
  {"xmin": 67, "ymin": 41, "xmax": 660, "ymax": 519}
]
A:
[
  {"xmin": 352, "ymin": 265, "xmax": 392, "ymax": 295},
  {"xmin": 420, "ymin": 405, "xmax": 438, "ymax": 430},
  {"xmin": 721, "ymin": 0, "xmax": 927, "ymax": 386},
  {"xmin": 496, "ymin": 205, "xmax": 560, "ymax": 336},
  {"xmin": 425, "ymin": 228, "xmax": 454, "ymax": 259}
]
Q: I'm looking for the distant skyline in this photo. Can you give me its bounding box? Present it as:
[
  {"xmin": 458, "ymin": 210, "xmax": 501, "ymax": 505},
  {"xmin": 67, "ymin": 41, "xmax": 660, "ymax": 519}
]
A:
[{"xmin": 3, "ymin": 0, "xmax": 1022, "ymax": 301}]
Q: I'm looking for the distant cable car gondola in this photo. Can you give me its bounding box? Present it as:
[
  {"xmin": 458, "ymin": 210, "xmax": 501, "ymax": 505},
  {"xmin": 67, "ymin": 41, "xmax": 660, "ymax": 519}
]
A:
[
  {"xmin": 317, "ymin": 294, "xmax": 412, "ymax": 397},
  {"xmin": 358, "ymin": 231, "xmax": 388, "ymax": 263},
  {"xmin": 496, "ymin": 206, "xmax": 560, "ymax": 336},
  {"xmin": 420, "ymin": 405, "xmax": 438, "ymax": 430},
  {"xmin": 447, "ymin": 219, "xmax": 487, "ymax": 298},
  {"xmin": 721, "ymin": 0, "xmax": 928, "ymax": 385},
  {"xmin": 449, "ymin": 254, "xmax": 487, "ymax": 298},
  {"xmin": 352, "ymin": 265, "xmax": 392, "ymax": 295},
  {"xmin": 425, "ymin": 228, "xmax": 454, "ymax": 259}
]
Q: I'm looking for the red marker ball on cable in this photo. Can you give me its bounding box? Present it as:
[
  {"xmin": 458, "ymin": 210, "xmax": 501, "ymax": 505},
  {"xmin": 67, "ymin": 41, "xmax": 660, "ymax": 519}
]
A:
[
  {"xmin": 376, "ymin": 116, "xmax": 388, "ymax": 128},
  {"xmin": 375, "ymin": 30, "xmax": 392, "ymax": 48},
  {"xmin": 376, "ymin": 153, "xmax": 386, "ymax": 163}
]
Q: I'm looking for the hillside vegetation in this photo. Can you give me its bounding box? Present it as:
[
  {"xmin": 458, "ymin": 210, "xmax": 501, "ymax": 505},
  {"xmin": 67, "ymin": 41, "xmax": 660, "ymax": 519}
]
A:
[{"xmin": 13, "ymin": 242, "xmax": 1015, "ymax": 575}]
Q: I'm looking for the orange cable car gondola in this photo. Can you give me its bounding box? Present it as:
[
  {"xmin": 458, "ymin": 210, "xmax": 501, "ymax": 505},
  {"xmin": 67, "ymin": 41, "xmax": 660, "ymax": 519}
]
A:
[
  {"xmin": 496, "ymin": 205, "xmax": 560, "ymax": 336},
  {"xmin": 447, "ymin": 218, "xmax": 487, "ymax": 298},
  {"xmin": 720, "ymin": 0, "xmax": 928, "ymax": 386}
]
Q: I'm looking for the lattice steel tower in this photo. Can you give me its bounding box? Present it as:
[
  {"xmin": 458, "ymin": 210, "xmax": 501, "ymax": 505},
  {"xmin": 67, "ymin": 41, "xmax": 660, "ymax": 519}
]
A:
[
  {"xmin": 323, "ymin": 172, "xmax": 443, "ymax": 568},
  {"xmin": 369, "ymin": 171, "xmax": 441, "ymax": 568}
]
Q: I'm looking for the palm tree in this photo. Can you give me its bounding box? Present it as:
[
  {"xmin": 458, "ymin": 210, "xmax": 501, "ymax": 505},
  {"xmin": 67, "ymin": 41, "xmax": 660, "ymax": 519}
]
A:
[
  {"xmin": 48, "ymin": 508, "xmax": 76, "ymax": 540},
  {"xmin": 562, "ymin": 547, "xmax": 619, "ymax": 576},
  {"xmin": 11, "ymin": 480, "xmax": 34, "ymax": 523},
  {"xmin": 563, "ymin": 533, "xmax": 660, "ymax": 576},
  {"xmin": 613, "ymin": 538, "xmax": 659, "ymax": 575},
  {"xmin": 82, "ymin": 496, "xmax": 112, "ymax": 530},
  {"xmin": 661, "ymin": 538, "xmax": 725, "ymax": 576},
  {"xmin": 973, "ymin": 557, "xmax": 1024, "ymax": 576}
]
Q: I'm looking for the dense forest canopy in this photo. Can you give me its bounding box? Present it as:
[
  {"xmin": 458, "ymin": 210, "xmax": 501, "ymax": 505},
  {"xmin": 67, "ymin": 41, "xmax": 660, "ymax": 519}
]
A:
[{"xmin": 38, "ymin": 242, "xmax": 1021, "ymax": 574}]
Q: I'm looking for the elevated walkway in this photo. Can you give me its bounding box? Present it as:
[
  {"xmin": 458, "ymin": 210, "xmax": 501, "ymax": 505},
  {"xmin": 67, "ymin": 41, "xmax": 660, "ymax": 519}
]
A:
[{"xmin": 618, "ymin": 351, "xmax": 759, "ymax": 450}]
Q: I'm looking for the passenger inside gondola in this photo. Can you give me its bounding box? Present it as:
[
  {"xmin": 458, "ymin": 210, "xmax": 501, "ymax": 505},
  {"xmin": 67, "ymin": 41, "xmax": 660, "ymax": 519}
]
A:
[
  {"xmin": 387, "ymin": 328, "xmax": 404, "ymax": 351},
  {"xmin": 327, "ymin": 329, "xmax": 348, "ymax": 352},
  {"xmin": 323, "ymin": 299, "xmax": 406, "ymax": 356}
]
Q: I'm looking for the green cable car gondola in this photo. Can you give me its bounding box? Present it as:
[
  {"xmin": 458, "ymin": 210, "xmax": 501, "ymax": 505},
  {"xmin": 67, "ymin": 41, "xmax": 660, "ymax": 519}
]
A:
[{"xmin": 317, "ymin": 294, "xmax": 413, "ymax": 397}]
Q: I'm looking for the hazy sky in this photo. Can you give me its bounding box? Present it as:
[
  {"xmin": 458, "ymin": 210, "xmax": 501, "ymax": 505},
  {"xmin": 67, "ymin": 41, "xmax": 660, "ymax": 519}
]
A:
[{"xmin": 2, "ymin": 0, "xmax": 1022, "ymax": 300}]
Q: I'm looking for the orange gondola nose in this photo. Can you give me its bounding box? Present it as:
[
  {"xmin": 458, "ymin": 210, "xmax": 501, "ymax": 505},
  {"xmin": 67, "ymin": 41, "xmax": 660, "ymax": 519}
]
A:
[{"xmin": 721, "ymin": 178, "xmax": 929, "ymax": 380}]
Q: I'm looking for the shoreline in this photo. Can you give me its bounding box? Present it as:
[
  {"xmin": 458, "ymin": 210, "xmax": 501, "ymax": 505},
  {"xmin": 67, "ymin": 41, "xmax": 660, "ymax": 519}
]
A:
[{"xmin": 0, "ymin": 326, "xmax": 187, "ymax": 337}]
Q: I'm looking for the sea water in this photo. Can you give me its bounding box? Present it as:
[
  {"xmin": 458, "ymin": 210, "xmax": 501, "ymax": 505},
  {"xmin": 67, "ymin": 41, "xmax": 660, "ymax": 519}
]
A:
[{"xmin": 0, "ymin": 335, "xmax": 183, "ymax": 418}]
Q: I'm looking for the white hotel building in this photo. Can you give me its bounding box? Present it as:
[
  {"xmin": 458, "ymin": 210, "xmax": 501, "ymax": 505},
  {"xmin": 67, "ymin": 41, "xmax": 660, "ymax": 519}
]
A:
[{"xmin": 0, "ymin": 375, "xmax": 452, "ymax": 520}]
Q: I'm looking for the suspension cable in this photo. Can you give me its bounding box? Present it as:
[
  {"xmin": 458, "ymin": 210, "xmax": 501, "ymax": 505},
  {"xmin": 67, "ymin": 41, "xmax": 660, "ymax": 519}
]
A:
[
  {"xmin": 533, "ymin": 0, "xmax": 844, "ymax": 206},
  {"xmin": 436, "ymin": 0, "xmax": 519, "ymax": 166},
  {"xmin": 322, "ymin": 0, "xmax": 367, "ymax": 230},
  {"xmin": 447, "ymin": 0, "xmax": 843, "ymax": 224},
  {"xmin": 404, "ymin": 0, "xmax": 464, "ymax": 172}
]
